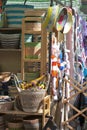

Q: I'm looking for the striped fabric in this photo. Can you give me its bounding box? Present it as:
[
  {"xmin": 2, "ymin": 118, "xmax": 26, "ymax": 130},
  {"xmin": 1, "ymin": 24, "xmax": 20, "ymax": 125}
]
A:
[
  {"xmin": 51, "ymin": 55, "xmax": 58, "ymax": 77},
  {"xmin": 6, "ymin": 1, "xmax": 50, "ymax": 9},
  {"xmin": 4, "ymin": 4, "xmax": 34, "ymax": 27}
]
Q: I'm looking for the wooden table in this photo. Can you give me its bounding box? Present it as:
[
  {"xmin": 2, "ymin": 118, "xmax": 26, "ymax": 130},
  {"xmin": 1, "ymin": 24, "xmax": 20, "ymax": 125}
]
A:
[{"xmin": 0, "ymin": 95, "xmax": 50, "ymax": 129}]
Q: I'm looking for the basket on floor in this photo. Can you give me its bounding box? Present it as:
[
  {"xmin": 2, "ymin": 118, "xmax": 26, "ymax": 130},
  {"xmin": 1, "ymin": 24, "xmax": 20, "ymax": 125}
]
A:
[
  {"xmin": 7, "ymin": 119, "xmax": 24, "ymax": 130},
  {"xmin": 23, "ymin": 116, "xmax": 42, "ymax": 130}
]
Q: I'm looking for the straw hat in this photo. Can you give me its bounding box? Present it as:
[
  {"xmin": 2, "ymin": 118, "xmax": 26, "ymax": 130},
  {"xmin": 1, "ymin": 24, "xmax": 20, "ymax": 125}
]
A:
[{"xmin": 56, "ymin": 7, "xmax": 73, "ymax": 34}]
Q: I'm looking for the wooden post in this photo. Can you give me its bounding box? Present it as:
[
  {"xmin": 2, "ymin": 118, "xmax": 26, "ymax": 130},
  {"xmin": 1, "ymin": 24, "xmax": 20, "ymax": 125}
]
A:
[
  {"xmin": 66, "ymin": 29, "xmax": 74, "ymax": 78},
  {"xmin": 0, "ymin": 0, "xmax": 2, "ymax": 13}
]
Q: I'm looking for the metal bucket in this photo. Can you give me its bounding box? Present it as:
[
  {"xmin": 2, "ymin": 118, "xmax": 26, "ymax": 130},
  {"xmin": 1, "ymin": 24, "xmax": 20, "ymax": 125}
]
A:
[
  {"xmin": 23, "ymin": 116, "xmax": 42, "ymax": 130},
  {"xmin": 7, "ymin": 119, "xmax": 23, "ymax": 130}
]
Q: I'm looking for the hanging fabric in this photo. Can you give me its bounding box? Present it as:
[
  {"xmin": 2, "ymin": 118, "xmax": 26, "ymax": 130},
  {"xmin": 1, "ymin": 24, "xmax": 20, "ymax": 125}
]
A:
[{"xmin": 51, "ymin": 34, "xmax": 60, "ymax": 100}]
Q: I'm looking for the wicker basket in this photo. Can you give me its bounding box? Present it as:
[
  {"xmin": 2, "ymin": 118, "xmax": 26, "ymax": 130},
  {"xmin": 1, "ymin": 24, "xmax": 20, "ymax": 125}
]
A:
[
  {"xmin": 19, "ymin": 89, "xmax": 46, "ymax": 112},
  {"xmin": 0, "ymin": 101, "xmax": 14, "ymax": 111}
]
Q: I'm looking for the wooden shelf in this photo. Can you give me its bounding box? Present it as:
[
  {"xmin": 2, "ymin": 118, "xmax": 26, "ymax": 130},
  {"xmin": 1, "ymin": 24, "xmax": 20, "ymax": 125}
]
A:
[
  {"xmin": 0, "ymin": 95, "xmax": 50, "ymax": 128},
  {"xmin": 0, "ymin": 49, "xmax": 21, "ymax": 52},
  {"xmin": 23, "ymin": 58, "xmax": 41, "ymax": 62},
  {"xmin": 0, "ymin": 110, "xmax": 43, "ymax": 116},
  {"xmin": 0, "ymin": 28, "xmax": 21, "ymax": 34},
  {"xmin": 24, "ymin": 30, "xmax": 41, "ymax": 34},
  {"xmin": 0, "ymin": 27, "xmax": 21, "ymax": 31},
  {"xmin": 0, "ymin": 27, "xmax": 21, "ymax": 73},
  {"xmin": 24, "ymin": 16, "xmax": 42, "ymax": 21}
]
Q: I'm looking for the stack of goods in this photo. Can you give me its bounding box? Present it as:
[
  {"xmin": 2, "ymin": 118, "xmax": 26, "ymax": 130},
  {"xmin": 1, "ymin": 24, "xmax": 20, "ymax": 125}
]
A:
[
  {"xmin": 0, "ymin": 33, "xmax": 21, "ymax": 49},
  {"xmin": 4, "ymin": 4, "xmax": 34, "ymax": 28}
]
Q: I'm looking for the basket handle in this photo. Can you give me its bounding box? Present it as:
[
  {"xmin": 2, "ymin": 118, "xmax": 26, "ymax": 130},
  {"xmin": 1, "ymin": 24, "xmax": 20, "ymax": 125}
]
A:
[{"xmin": 12, "ymin": 74, "xmax": 22, "ymax": 92}]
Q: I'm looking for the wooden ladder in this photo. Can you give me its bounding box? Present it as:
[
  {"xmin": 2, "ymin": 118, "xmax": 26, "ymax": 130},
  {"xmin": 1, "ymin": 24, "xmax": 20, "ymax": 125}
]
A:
[{"xmin": 21, "ymin": 9, "xmax": 47, "ymax": 81}]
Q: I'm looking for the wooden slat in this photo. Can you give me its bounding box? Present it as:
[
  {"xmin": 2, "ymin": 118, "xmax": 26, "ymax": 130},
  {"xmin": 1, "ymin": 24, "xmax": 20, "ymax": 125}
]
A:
[
  {"xmin": 42, "ymin": 95, "xmax": 50, "ymax": 127},
  {"xmin": 24, "ymin": 22, "xmax": 41, "ymax": 31},
  {"xmin": 68, "ymin": 102, "xmax": 87, "ymax": 119},
  {"xmin": 0, "ymin": 27, "xmax": 21, "ymax": 31},
  {"xmin": 21, "ymin": 9, "xmax": 47, "ymax": 81},
  {"xmin": 0, "ymin": 110, "xmax": 43, "ymax": 115},
  {"xmin": 21, "ymin": 18, "xmax": 25, "ymax": 80},
  {"xmin": 64, "ymin": 108, "xmax": 87, "ymax": 124},
  {"xmin": 41, "ymin": 26, "xmax": 47, "ymax": 75},
  {"xmin": 67, "ymin": 124, "xmax": 74, "ymax": 130},
  {"xmin": 24, "ymin": 16, "xmax": 42, "ymax": 22},
  {"xmin": 62, "ymin": 77, "xmax": 87, "ymax": 129},
  {"xmin": 0, "ymin": 49, "xmax": 21, "ymax": 52},
  {"xmin": 24, "ymin": 30, "xmax": 41, "ymax": 34},
  {"xmin": 25, "ymin": 9, "xmax": 46, "ymax": 17},
  {"xmin": 24, "ymin": 58, "xmax": 41, "ymax": 62}
]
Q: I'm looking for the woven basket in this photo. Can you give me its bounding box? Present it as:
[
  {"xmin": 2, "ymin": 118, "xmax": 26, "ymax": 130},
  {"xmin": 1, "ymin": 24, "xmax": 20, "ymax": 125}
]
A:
[
  {"xmin": 7, "ymin": 120, "xmax": 23, "ymax": 130},
  {"xmin": 0, "ymin": 101, "xmax": 14, "ymax": 111},
  {"xmin": 19, "ymin": 89, "xmax": 46, "ymax": 112},
  {"xmin": 23, "ymin": 116, "xmax": 42, "ymax": 130},
  {"xmin": 0, "ymin": 33, "xmax": 20, "ymax": 49}
]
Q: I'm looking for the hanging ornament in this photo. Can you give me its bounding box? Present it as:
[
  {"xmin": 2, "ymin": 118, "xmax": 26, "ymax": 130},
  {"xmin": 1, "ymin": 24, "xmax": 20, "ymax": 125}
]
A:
[
  {"xmin": 56, "ymin": 7, "xmax": 73, "ymax": 34},
  {"xmin": 42, "ymin": 5, "xmax": 60, "ymax": 32}
]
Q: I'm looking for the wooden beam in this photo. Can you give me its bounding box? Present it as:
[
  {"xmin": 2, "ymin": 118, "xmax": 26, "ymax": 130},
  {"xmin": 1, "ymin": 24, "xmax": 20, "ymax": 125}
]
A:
[
  {"xmin": 24, "ymin": 0, "xmax": 27, "ymax": 5},
  {"xmin": 53, "ymin": 0, "xmax": 64, "ymax": 6},
  {"xmin": 53, "ymin": 0, "xmax": 72, "ymax": 7}
]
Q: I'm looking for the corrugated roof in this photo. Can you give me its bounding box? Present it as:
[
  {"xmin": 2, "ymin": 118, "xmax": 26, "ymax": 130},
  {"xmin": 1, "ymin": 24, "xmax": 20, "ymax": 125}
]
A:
[{"xmin": 6, "ymin": 0, "xmax": 83, "ymax": 12}]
